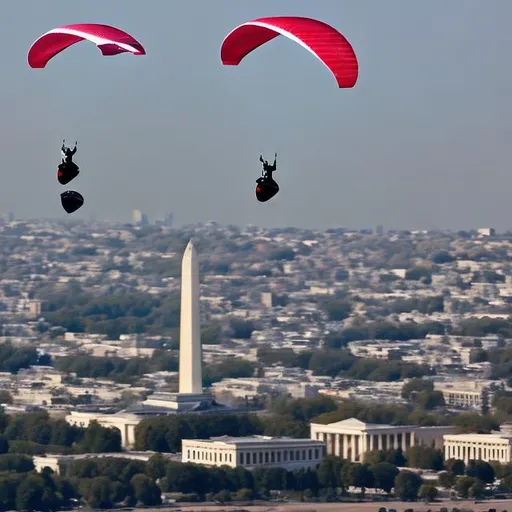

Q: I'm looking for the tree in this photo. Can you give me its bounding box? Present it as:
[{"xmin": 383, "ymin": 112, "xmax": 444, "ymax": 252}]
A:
[
  {"xmin": 431, "ymin": 251, "xmax": 455, "ymax": 264},
  {"xmin": 201, "ymin": 324, "xmax": 223, "ymax": 345},
  {"xmin": 0, "ymin": 391, "xmax": 13, "ymax": 405},
  {"xmin": 343, "ymin": 463, "xmax": 374, "ymax": 496},
  {"xmin": 81, "ymin": 476, "xmax": 114, "ymax": 509},
  {"xmin": 146, "ymin": 453, "xmax": 166, "ymax": 480},
  {"xmin": 370, "ymin": 462, "xmax": 399, "ymax": 493},
  {"xmin": 401, "ymin": 379, "xmax": 433, "ymax": 400},
  {"xmin": 317, "ymin": 455, "xmax": 344, "ymax": 489},
  {"xmin": 445, "ymin": 458, "xmax": 465, "ymax": 476},
  {"xmin": 79, "ymin": 421, "xmax": 122, "ymax": 453},
  {"xmin": 321, "ymin": 299, "xmax": 353, "ymax": 322},
  {"xmin": 438, "ymin": 471, "xmax": 454, "ymax": 488},
  {"xmin": 131, "ymin": 474, "xmax": 161, "ymax": 506},
  {"xmin": 414, "ymin": 390, "xmax": 445, "ymax": 410},
  {"xmin": 394, "ymin": 470, "xmax": 422, "ymax": 501},
  {"xmin": 16, "ymin": 475, "xmax": 46, "ymax": 511},
  {"xmin": 465, "ymin": 460, "xmax": 495, "ymax": 484},
  {"xmin": 228, "ymin": 318, "xmax": 254, "ymax": 339},
  {"xmin": 469, "ymin": 478, "xmax": 485, "ymax": 499},
  {"xmin": 418, "ymin": 484, "xmax": 438, "ymax": 502},
  {"xmin": 405, "ymin": 446, "xmax": 444, "ymax": 471},
  {"xmin": 454, "ymin": 476, "xmax": 478, "ymax": 498}
]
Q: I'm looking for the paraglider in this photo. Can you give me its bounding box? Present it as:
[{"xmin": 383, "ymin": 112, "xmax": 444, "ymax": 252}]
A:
[
  {"xmin": 60, "ymin": 190, "xmax": 84, "ymax": 214},
  {"xmin": 28, "ymin": 23, "xmax": 146, "ymax": 68},
  {"xmin": 256, "ymin": 153, "xmax": 279, "ymax": 203},
  {"xmin": 58, "ymin": 140, "xmax": 79, "ymax": 185},
  {"xmin": 220, "ymin": 16, "xmax": 358, "ymax": 88}
]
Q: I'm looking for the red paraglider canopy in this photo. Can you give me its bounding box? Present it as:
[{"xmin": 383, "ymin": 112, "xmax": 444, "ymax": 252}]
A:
[
  {"xmin": 220, "ymin": 16, "xmax": 358, "ymax": 88},
  {"xmin": 28, "ymin": 23, "xmax": 145, "ymax": 68}
]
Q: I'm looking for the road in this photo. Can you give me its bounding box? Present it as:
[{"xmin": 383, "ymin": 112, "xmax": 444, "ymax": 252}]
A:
[{"xmin": 139, "ymin": 499, "xmax": 512, "ymax": 512}]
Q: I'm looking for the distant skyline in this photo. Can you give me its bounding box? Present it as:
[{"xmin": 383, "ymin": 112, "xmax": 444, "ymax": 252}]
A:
[{"xmin": 1, "ymin": 1, "xmax": 510, "ymax": 230}]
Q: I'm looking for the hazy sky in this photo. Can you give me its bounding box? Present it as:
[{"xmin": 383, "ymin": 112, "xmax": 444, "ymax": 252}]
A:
[{"xmin": 1, "ymin": 1, "xmax": 510, "ymax": 230}]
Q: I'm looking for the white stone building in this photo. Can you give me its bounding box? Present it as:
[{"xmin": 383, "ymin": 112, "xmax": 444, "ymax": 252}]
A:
[
  {"xmin": 33, "ymin": 451, "xmax": 177, "ymax": 475},
  {"xmin": 66, "ymin": 411, "xmax": 141, "ymax": 449},
  {"xmin": 182, "ymin": 435, "xmax": 325, "ymax": 471},
  {"xmin": 434, "ymin": 380, "xmax": 492, "ymax": 410},
  {"xmin": 310, "ymin": 418, "xmax": 454, "ymax": 462},
  {"xmin": 444, "ymin": 423, "xmax": 512, "ymax": 464}
]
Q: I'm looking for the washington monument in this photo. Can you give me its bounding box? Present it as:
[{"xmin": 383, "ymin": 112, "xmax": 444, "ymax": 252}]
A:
[{"xmin": 178, "ymin": 239, "xmax": 203, "ymax": 394}]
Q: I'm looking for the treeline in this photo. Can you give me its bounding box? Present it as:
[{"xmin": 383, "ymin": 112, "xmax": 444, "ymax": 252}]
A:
[
  {"xmin": 0, "ymin": 458, "xmax": 161, "ymax": 510},
  {"xmin": 470, "ymin": 345, "xmax": 512, "ymax": 385},
  {"xmin": 3, "ymin": 432, "xmax": 512, "ymax": 509},
  {"xmin": 384, "ymin": 296, "xmax": 444, "ymax": 315},
  {"xmin": 258, "ymin": 344, "xmax": 432, "ymax": 381},
  {"xmin": 134, "ymin": 413, "xmax": 262, "ymax": 452},
  {"xmin": 41, "ymin": 285, "xmax": 180, "ymax": 338},
  {"xmin": 55, "ymin": 353, "xmax": 256, "ymax": 387},
  {"xmin": 455, "ymin": 317, "xmax": 512, "ymax": 338},
  {"xmin": 0, "ymin": 452, "xmax": 438, "ymax": 510},
  {"xmin": 0, "ymin": 410, "xmax": 122, "ymax": 455},
  {"xmin": 0, "ymin": 342, "xmax": 50, "ymax": 374},
  {"xmin": 55, "ymin": 351, "xmax": 178, "ymax": 383},
  {"xmin": 322, "ymin": 320, "xmax": 446, "ymax": 349}
]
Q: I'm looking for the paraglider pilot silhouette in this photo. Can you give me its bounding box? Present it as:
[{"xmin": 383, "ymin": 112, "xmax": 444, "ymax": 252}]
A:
[
  {"xmin": 256, "ymin": 153, "xmax": 279, "ymax": 203},
  {"xmin": 61, "ymin": 140, "xmax": 77, "ymax": 164},
  {"xmin": 58, "ymin": 140, "xmax": 80, "ymax": 185}
]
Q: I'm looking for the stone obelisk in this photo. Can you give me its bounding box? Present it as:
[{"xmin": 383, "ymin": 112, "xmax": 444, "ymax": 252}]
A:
[{"xmin": 178, "ymin": 240, "xmax": 203, "ymax": 394}]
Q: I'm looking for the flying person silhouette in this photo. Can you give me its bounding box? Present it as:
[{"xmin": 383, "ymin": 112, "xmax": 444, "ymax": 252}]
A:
[
  {"xmin": 256, "ymin": 153, "xmax": 279, "ymax": 203},
  {"xmin": 58, "ymin": 140, "xmax": 80, "ymax": 185}
]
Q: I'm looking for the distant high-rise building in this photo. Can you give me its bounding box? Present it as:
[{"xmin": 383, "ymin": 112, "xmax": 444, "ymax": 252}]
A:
[
  {"xmin": 261, "ymin": 292, "xmax": 273, "ymax": 309},
  {"xmin": 132, "ymin": 209, "xmax": 148, "ymax": 226},
  {"xmin": 477, "ymin": 228, "xmax": 495, "ymax": 237},
  {"xmin": 376, "ymin": 224, "xmax": 384, "ymax": 236},
  {"xmin": 163, "ymin": 213, "xmax": 173, "ymax": 227}
]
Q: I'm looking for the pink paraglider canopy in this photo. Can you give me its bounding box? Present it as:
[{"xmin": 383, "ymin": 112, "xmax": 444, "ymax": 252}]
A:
[
  {"xmin": 221, "ymin": 16, "xmax": 358, "ymax": 88},
  {"xmin": 28, "ymin": 23, "xmax": 145, "ymax": 68}
]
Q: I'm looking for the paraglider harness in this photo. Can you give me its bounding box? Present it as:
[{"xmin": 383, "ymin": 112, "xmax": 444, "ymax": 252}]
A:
[
  {"xmin": 58, "ymin": 140, "xmax": 80, "ymax": 186},
  {"xmin": 256, "ymin": 154, "xmax": 279, "ymax": 202}
]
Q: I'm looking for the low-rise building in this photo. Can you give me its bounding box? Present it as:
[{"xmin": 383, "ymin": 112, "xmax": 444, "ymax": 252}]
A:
[
  {"xmin": 182, "ymin": 435, "xmax": 325, "ymax": 471},
  {"xmin": 310, "ymin": 418, "xmax": 454, "ymax": 463},
  {"xmin": 443, "ymin": 423, "xmax": 512, "ymax": 464}
]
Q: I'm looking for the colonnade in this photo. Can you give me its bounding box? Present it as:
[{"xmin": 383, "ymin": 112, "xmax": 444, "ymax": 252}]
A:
[
  {"xmin": 444, "ymin": 439, "xmax": 511, "ymax": 464},
  {"xmin": 313, "ymin": 431, "xmax": 415, "ymax": 462}
]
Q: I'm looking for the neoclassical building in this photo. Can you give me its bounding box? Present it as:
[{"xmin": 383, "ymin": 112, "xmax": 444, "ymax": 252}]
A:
[
  {"xmin": 310, "ymin": 418, "xmax": 454, "ymax": 463},
  {"xmin": 183, "ymin": 435, "xmax": 325, "ymax": 471},
  {"xmin": 443, "ymin": 423, "xmax": 512, "ymax": 464},
  {"xmin": 66, "ymin": 411, "xmax": 141, "ymax": 449}
]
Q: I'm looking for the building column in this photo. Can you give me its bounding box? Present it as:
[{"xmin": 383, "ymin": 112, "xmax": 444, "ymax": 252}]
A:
[
  {"xmin": 351, "ymin": 435, "xmax": 357, "ymax": 462},
  {"xmin": 401, "ymin": 431, "xmax": 407, "ymax": 452},
  {"xmin": 343, "ymin": 435, "xmax": 349, "ymax": 460},
  {"xmin": 334, "ymin": 434, "xmax": 340, "ymax": 457},
  {"xmin": 378, "ymin": 434, "xmax": 383, "ymax": 450}
]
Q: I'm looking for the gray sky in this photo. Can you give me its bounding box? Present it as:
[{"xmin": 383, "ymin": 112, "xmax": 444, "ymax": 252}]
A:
[{"xmin": 1, "ymin": 0, "xmax": 510, "ymax": 230}]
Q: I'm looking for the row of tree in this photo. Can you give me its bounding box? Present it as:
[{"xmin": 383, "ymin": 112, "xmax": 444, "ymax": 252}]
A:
[
  {"xmin": 0, "ymin": 410, "xmax": 122, "ymax": 454},
  {"xmin": 258, "ymin": 345, "xmax": 432, "ymax": 381}
]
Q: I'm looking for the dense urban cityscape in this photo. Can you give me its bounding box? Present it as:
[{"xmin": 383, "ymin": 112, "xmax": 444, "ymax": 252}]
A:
[{"xmin": 0, "ymin": 214, "xmax": 509, "ymax": 511}]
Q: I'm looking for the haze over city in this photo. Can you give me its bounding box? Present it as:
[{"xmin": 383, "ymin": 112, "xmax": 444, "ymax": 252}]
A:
[{"xmin": 1, "ymin": 0, "xmax": 510, "ymax": 229}]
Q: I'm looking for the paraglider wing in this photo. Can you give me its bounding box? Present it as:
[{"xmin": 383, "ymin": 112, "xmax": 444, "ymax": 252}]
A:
[
  {"xmin": 60, "ymin": 190, "xmax": 84, "ymax": 214},
  {"xmin": 28, "ymin": 24, "xmax": 145, "ymax": 68},
  {"xmin": 220, "ymin": 16, "xmax": 358, "ymax": 88}
]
